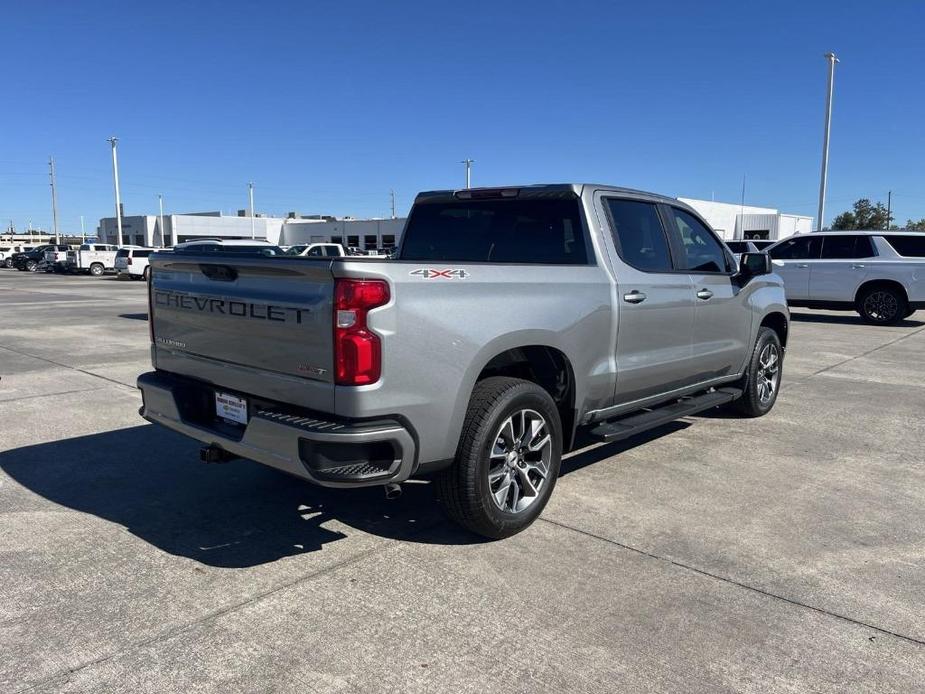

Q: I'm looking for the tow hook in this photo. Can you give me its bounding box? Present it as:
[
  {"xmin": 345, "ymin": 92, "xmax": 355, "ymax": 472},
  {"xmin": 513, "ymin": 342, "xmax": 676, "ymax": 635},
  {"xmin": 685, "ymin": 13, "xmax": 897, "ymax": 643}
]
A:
[
  {"xmin": 200, "ymin": 444, "xmax": 237, "ymax": 464},
  {"xmin": 384, "ymin": 483, "xmax": 402, "ymax": 500}
]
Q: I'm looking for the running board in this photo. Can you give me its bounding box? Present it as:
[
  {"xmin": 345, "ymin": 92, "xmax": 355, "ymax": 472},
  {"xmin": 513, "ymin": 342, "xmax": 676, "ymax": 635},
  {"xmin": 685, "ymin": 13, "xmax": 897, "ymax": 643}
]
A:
[{"xmin": 589, "ymin": 387, "xmax": 742, "ymax": 442}]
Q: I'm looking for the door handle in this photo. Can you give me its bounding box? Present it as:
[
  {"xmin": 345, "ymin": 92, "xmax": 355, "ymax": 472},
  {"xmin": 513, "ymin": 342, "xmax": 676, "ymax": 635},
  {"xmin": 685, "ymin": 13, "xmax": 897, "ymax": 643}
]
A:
[
  {"xmin": 797, "ymin": 264, "xmax": 809, "ymax": 268},
  {"xmin": 623, "ymin": 291, "xmax": 647, "ymax": 304},
  {"xmin": 696, "ymin": 289, "xmax": 713, "ymax": 300},
  {"xmin": 851, "ymin": 263, "xmax": 865, "ymax": 269}
]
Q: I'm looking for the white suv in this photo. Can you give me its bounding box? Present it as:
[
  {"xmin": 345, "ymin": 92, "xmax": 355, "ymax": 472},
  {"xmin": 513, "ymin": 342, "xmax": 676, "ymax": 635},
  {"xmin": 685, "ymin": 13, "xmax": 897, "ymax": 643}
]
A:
[
  {"xmin": 766, "ymin": 232, "xmax": 925, "ymax": 324},
  {"xmin": 0, "ymin": 244, "xmax": 33, "ymax": 268},
  {"xmin": 114, "ymin": 247, "xmax": 155, "ymax": 280}
]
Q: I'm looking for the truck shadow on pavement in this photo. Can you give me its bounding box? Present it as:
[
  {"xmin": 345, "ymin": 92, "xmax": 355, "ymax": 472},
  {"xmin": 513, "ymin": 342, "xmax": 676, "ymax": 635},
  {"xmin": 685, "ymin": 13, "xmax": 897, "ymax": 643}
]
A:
[
  {"xmin": 0, "ymin": 424, "xmax": 477, "ymax": 569},
  {"xmin": 1, "ymin": 422, "xmax": 684, "ymax": 568}
]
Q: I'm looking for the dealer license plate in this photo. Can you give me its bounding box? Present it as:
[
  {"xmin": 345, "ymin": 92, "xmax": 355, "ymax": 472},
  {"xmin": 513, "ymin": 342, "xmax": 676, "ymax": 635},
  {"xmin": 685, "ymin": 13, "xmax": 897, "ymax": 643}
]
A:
[{"xmin": 215, "ymin": 391, "xmax": 248, "ymax": 425}]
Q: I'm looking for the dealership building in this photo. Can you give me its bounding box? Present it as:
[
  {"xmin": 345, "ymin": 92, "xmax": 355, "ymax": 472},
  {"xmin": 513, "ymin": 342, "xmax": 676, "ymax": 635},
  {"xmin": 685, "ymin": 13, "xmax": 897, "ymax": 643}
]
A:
[
  {"xmin": 97, "ymin": 211, "xmax": 406, "ymax": 251},
  {"xmin": 679, "ymin": 198, "xmax": 813, "ymax": 241}
]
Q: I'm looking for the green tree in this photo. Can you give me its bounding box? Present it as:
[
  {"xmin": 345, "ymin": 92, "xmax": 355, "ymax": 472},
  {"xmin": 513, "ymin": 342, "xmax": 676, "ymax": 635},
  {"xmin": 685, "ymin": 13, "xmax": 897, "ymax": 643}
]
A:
[
  {"xmin": 830, "ymin": 198, "xmax": 892, "ymax": 230},
  {"xmin": 905, "ymin": 218, "xmax": 925, "ymax": 231}
]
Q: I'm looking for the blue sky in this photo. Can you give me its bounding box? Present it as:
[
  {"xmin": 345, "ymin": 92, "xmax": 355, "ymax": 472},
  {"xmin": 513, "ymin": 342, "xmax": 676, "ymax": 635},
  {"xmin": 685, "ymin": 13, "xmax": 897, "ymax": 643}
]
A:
[{"xmin": 2, "ymin": 0, "xmax": 924, "ymax": 233}]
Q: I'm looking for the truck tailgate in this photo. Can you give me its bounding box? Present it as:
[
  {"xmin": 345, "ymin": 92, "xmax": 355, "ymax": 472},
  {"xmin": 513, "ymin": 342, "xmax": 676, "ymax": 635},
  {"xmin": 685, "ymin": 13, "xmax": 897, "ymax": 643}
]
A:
[{"xmin": 149, "ymin": 254, "xmax": 335, "ymax": 406}]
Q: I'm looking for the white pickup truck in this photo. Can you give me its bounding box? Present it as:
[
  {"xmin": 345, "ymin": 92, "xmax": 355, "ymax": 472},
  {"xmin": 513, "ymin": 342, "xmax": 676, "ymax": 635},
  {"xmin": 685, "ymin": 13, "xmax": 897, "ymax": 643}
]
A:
[{"xmin": 66, "ymin": 244, "xmax": 120, "ymax": 276}]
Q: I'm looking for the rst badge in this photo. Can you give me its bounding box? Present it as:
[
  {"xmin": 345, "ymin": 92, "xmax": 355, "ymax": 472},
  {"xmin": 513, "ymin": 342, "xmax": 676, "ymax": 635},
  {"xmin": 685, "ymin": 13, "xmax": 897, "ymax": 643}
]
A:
[{"xmin": 409, "ymin": 268, "xmax": 470, "ymax": 279}]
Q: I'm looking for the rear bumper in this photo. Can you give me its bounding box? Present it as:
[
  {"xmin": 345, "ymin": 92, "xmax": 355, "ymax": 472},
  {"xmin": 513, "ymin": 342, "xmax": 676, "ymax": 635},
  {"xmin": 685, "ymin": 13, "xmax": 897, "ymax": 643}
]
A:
[{"xmin": 137, "ymin": 370, "xmax": 418, "ymax": 488}]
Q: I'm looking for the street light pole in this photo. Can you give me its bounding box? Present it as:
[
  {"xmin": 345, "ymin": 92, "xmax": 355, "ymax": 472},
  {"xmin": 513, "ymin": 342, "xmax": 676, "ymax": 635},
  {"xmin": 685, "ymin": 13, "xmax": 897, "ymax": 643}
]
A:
[
  {"xmin": 49, "ymin": 157, "xmax": 60, "ymax": 244},
  {"xmin": 107, "ymin": 137, "xmax": 124, "ymax": 247},
  {"xmin": 461, "ymin": 159, "xmax": 474, "ymax": 189},
  {"xmin": 80, "ymin": 215, "xmax": 85, "ymax": 242},
  {"xmin": 816, "ymin": 52, "xmax": 838, "ymax": 232},
  {"xmin": 158, "ymin": 194, "xmax": 166, "ymax": 247},
  {"xmin": 248, "ymin": 182, "xmax": 255, "ymax": 239}
]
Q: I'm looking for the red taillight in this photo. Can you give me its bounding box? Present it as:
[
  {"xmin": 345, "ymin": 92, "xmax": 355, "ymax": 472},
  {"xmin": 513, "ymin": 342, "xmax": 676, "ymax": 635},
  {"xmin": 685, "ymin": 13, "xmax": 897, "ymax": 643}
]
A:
[
  {"xmin": 333, "ymin": 279, "xmax": 390, "ymax": 385},
  {"xmin": 127, "ymin": 257, "xmax": 133, "ymax": 265},
  {"xmin": 147, "ymin": 270, "xmax": 154, "ymax": 343}
]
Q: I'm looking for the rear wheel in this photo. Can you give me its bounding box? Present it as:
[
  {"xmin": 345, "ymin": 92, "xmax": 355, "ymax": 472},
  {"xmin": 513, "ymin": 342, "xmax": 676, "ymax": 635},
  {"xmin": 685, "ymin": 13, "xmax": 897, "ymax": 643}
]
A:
[
  {"xmin": 731, "ymin": 327, "xmax": 783, "ymax": 418},
  {"xmin": 142, "ymin": 266, "xmax": 150, "ymax": 281},
  {"xmin": 857, "ymin": 285, "xmax": 906, "ymax": 325},
  {"xmin": 25, "ymin": 260, "xmax": 37, "ymax": 272},
  {"xmin": 434, "ymin": 377, "xmax": 562, "ymax": 539},
  {"xmin": 89, "ymin": 263, "xmax": 104, "ymax": 277},
  {"xmin": 3, "ymin": 258, "xmax": 11, "ymax": 268}
]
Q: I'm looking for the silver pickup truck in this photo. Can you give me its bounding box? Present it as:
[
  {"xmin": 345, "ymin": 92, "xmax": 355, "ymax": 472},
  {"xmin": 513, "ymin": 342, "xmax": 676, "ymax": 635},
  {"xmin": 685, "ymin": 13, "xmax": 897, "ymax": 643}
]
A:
[{"xmin": 138, "ymin": 184, "xmax": 789, "ymax": 538}]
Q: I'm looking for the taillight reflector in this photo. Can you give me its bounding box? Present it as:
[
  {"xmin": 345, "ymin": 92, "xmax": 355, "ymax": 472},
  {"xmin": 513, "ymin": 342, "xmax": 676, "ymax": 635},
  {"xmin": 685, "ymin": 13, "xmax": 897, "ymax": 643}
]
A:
[{"xmin": 333, "ymin": 279, "xmax": 390, "ymax": 385}]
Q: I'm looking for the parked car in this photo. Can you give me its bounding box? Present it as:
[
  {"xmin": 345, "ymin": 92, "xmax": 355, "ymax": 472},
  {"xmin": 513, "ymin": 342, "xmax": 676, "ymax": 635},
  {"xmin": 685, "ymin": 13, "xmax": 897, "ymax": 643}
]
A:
[
  {"xmin": 114, "ymin": 247, "xmax": 155, "ymax": 280},
  {"xmin": 67, "ymin": 243, "xmax": 120, "ymax": 276},
  {"xmin": 725, "ymin": 241, "xmax": 759, "ymax": 257},
  {"xmin": 285, "ymin": 243, "xmax": 347, "ymax": 257},
  {"xmin": 750, "ymin": 240, "xmax": 775, "ymax": 251},
  {"xmin": 12, "ymin": 245, "xmax": 56, "ymax": 272},
  {"xmin": 42, "ymin": 244, "xmax": 72, "ymax": 272},
  {"xmin": 766, "ymin": 231, "xmax": 925, "ymax": 324},
  {"xmin": 137, "ymin": 183, "xmax": 788, "ymax": 539},
  {"xmin": 0, "ymin": 244, "xmax": 34, "ymax": 268}
]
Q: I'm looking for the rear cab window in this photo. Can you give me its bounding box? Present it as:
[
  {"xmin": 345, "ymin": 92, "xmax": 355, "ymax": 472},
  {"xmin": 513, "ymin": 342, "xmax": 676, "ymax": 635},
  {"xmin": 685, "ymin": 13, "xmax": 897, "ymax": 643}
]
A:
[
  {"xmin": 604, "ymin": 198, "xmax": 673, "ymax": 272},
  {"xmin": 400, "ymin": 195, "xmax": 589, "ymax": 264}
]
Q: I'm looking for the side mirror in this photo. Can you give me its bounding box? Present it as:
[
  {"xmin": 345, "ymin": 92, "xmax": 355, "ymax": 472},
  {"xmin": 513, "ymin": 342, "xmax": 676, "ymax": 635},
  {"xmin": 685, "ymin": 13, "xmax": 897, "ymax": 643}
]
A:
[{"xmin": 738, "ymin": 252, "xmax": 772, "ymax": 280}]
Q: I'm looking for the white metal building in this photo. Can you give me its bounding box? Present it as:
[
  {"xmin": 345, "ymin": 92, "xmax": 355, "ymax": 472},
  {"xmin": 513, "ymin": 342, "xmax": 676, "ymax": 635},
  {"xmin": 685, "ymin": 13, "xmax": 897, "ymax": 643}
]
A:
[
  {"xmin": 280, "ymin": 218, "xmax": 406, "ymax": 250},
  {"xmin": 678, "ymin": 198, "xmax": 813, "ymax": 241},
  {"xmin": 98, "ymin": 212, "xmax": 287, "ymax": 247}
]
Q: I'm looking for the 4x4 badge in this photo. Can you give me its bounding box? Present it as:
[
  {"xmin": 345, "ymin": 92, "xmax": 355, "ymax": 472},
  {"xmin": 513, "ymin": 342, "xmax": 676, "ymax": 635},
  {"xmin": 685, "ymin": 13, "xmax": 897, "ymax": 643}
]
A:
[{"xmin": 409, "ymin": 268, "xmax": 469, "ymax": 279}]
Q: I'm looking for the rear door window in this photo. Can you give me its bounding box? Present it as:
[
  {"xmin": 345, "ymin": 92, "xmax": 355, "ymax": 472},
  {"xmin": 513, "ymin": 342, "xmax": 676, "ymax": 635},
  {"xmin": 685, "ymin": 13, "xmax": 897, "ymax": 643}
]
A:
[
  {"xmin": 820, "ymin": 235, "xmax": 875, "ymax": 259},
  {"xmin": 667, "ymin": 207, "xmax": 731, "ymax": 273},
  {"xmin": 604, "ymin": 199, "xmax": 673, "ymax": 272},
  {"xmin": 884, "ymin": 234, "xmax": 925, "ymax": 257},
  {"xmin": 769, "ymin": 236, "xmax": 822, "ymax": 260},
  {"xmin": 134, "ymin": 250, "xmax": 152, "ymax": 258},
  {"xmin": 400, "ymin": 197, "xmax": 588, "ymax": 264}
]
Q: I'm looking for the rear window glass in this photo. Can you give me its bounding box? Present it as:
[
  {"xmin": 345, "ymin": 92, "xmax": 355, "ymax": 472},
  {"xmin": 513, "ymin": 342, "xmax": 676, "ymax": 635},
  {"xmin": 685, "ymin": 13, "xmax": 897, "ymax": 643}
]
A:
[
  {"xmin": 134, "ymin": 250, "xmax": 152, "ymax": 258},
  {"xmin": 820, "ymin": 235, "xmax": 875, "ymax": 259},
  {"xmin": 175, "ymin": 244, "xmax": 282, "ymax": 256},
  {"xmin": 400, "ymin": 198, "xmax": 588, "ymax": 264},
  {"xmin": 116, "ymin": 249, "xmax": 130, "ymax": 257},
  {"xmin": 884, "ymin": 234, "xmax": 925, "ymax": 257}
]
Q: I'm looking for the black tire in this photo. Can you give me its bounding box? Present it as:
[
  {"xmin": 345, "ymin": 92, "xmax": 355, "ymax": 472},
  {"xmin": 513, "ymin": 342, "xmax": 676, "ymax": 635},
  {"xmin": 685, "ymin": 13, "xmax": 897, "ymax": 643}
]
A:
[
  {"xmin": 904, "ymin": 308, "xmax": 916, "ymax": 319},
  {"xmin": 434, "ymin": 377, "xmax": 562, "ymax": 539},
  {"xmin": 731, "ymin": 327, "xmax": 783, "ymax": 418},
  {"xmin": 25, "ymin": 260, "xmax": 37, "ymax": 272},
  {"xmin": 857, "ymin": 284, "xmax": 906, "ymax": 325},
  {"xmin": 142, "ymin": 266, "xmax": 150, "ymax": 281},
  {"xmin": 3, "ymin": 258, "xmax": 11, "ymax": 268},
  {"xmin": 89, "ymin": 263, "xmax": 104, "ymax": 277}
]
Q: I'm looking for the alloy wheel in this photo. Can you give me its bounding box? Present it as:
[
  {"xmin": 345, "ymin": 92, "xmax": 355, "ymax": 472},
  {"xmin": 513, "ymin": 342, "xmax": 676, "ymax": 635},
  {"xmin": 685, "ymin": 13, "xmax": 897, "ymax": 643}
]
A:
[
  {"xmin": 863, "ymin": 290, "xmax": 899, "ymax": 323},
  {"xmin": 487, "ymin": 409, "xmax": 552, "ymax": 513},
  {"xmin": 756, "ymin": 343, "xmax": 780, "ymax": 405}
]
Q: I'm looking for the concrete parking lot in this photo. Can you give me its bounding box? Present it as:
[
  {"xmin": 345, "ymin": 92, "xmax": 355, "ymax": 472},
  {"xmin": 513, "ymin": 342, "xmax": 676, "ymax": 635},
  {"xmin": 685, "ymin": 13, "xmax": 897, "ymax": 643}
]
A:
[{"xmin": 1, "ymin": 270, "xmax": 923, "ymax": 693}]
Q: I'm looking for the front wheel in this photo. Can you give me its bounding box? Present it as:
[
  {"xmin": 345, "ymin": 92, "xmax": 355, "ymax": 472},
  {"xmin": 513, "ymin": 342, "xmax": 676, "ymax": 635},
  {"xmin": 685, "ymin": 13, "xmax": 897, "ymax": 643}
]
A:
[
  {"xmin": 3, "ymin": 258, "xmax": 12, "ymax": 268},
  {"xmin": 730, "ymin": 327, "xmax": 783, "ymax": 418},
  {"xmin": 89, "ymin": 263, "xmax": 104, "ymax": 277},
  {"xmin": 434, "ymin": 377, "xmax": 562, "ymax": 539},
  {"xmin": 25, "ymin": 260, "xmax": 38, "ymax": 272},
  {"xmin": 857, "ymin": 285, "xmax": 906, "ymax": 325}
]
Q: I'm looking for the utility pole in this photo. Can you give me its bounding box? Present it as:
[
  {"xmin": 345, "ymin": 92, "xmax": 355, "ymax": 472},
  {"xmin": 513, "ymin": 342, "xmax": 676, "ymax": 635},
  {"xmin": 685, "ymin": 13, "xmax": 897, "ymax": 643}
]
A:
[
  {"xmin": 80, "ymin": 215, "xmax": 85, "ymax": 242},
  {"xmin": 461, "ymin": 159, "xmax": 474, "ymax": 189},
  {"xmin": 49, "ymin": 157, "xmax": 60, "ymax": 244},
  {"xmin": 739, "ymin": 173, "xmax": 746, "ymax": 239},
  {"xmin": 248, "ymin": 182, "xmax": 255, "ymax": 239},
  {"xmin": 107, "ymin": 137, "xmax": 124, "ymax": 247},
  {"xmin": 158, "ymin": 194, "xmax": 166, "ymax": 247},
  {"xmin": 816, "ymin": 52, "xmax": 838, "ymax": 232},
  {"xmin": 886, "ymin": 190, "xmax": 892, "ymax": 230},
  {"xmin": 390, "ymin": 189, "xmax": 396, "ymax": 219}
]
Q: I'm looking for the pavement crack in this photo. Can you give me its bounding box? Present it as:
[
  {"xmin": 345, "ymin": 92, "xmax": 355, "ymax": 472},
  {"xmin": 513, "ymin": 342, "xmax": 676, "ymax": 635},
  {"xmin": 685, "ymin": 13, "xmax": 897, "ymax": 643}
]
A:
[
  {"xmin": 540, "ymin": 517, "xmax": 925, "ymax": 648},
  {"xmin": 0, "ymin": 343, "xmax": 137, "ymax": 391}
]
